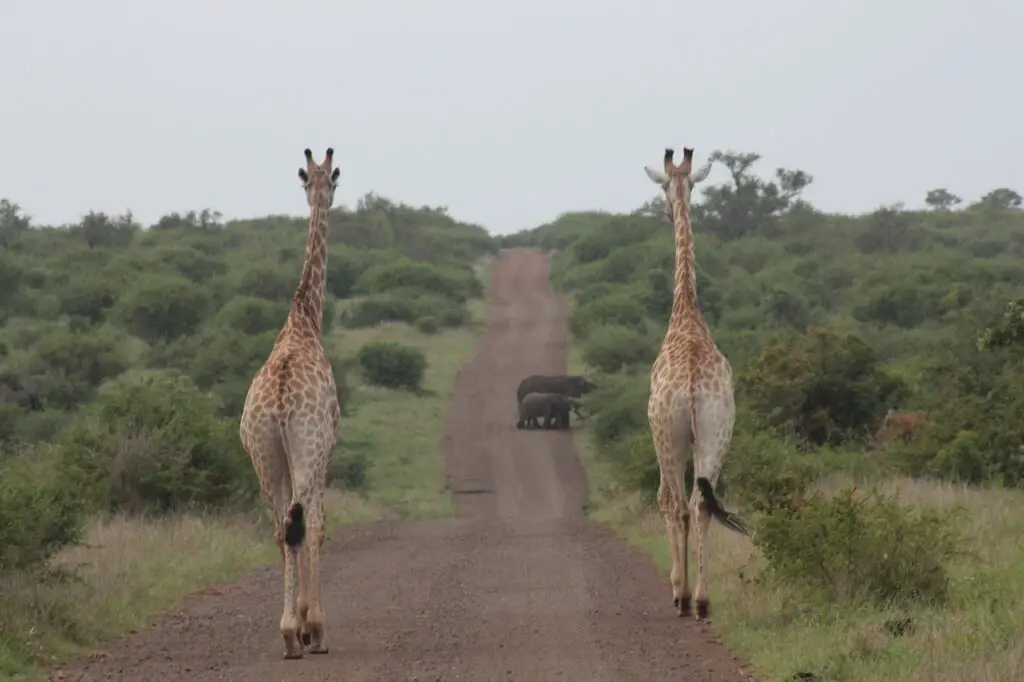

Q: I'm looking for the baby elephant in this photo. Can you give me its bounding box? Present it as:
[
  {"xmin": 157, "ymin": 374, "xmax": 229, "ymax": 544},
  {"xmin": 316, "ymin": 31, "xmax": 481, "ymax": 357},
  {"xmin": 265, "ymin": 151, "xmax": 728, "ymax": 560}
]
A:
[{"xmin": 517, "ymin": 392, "xmax": 587, "ymax": 430}]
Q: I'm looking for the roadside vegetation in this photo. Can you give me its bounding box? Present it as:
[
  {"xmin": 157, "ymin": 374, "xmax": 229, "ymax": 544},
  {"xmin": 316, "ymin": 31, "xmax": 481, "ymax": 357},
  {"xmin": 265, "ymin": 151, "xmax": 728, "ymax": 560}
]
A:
[
  {"xmin": 504, "ymin": 155, "xmax": 1024, "ymax": 682},
  {"xmin": 0, "ymin": 194, "xmax": 497, "ymax": 679}
]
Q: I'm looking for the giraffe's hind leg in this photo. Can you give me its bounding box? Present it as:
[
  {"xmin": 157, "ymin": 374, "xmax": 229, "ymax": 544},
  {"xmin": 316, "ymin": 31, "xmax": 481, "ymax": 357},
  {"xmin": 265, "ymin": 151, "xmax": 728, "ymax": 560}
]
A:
[
  {"xmin": 298, "ymin": 543, "xmax": 312, "ymax": 647},
  {"xmin": 691, "ymin": 393, "xmax": 736, "ymax": 622},
  {"xmin": 304, "ymin": 504, "xmax": 329, "ymax": 654}
]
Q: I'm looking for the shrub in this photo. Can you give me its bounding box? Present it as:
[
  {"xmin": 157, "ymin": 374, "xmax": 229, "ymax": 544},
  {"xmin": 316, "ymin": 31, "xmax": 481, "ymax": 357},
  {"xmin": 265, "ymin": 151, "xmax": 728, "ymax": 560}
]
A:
[
  {"xmin": 415, "ymin": 316, "xmax": 440, "ymax": 334},
  {"xmin": 0, "ymin": 449, "xmax": 85, "ymax": 571},
  {"xmin": 754, "ymin": 487, "xmax": 962, "ymax": 606},
  {"xmin": 569, "ymin": 292, "xmax": 648, "ymax": 339},
  {"xmin": 342, "ymin": 291, "xmax": 468, "ymax": 330},
  {"xmin": 352, "ymin": 258, "xmax": 481, "ymax": 302},
  {"xmin": 327, "ymin": 441, "xmax": 370, "ymax": 490},
  {"xmin": 235, "ymin": 263, "xmax": 296, "ymax": 301},
  {"xmin": 600, "ymin": 429, "xmax": 659, "ymax": 500},
  {"xmin": 724, "ymin": 432, "xmax": 818, "ymax": 515},
  {"xmin": 56, "ymin": 374, "xmax": 258, "ymax": 514},
  {"xmin": 357, "ymin": 341, "xmax": 427, "ymax": 391},
  {"xmin": 581, "ymin": 324, "xmax": 658, "ymax": 374},
  {"xmin": 215, "ymin": 296, "xmax": 289, "ymax": 335},
  {"xmin": 116, "ymin": 274, "xmax": 210, "ymax": 342},
  {"xmin": 587, "ymin": 374, "xmax": 650, "ymax": 446},
  {"xmin": 59, "ymin": 277, "xmax": 118, "ymax": 324},
  {"xmin": 742, "ymin": 326, "xmax": 907, "ymax": 446},
  {"xmin": 25, "ymin": 327, "xmax": 128, "ymax": 409}
]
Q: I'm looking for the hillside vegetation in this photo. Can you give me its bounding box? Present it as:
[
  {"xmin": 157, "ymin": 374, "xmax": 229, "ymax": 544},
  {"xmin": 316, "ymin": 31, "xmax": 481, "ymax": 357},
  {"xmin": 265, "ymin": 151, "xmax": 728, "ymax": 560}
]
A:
[
  {"xmin": 503, "ymin": 152, "xmax": 1024, "ymax": 682},
  {"xmin": 0, "ymin": 193, "xmax": 496, "ymax": 678}
]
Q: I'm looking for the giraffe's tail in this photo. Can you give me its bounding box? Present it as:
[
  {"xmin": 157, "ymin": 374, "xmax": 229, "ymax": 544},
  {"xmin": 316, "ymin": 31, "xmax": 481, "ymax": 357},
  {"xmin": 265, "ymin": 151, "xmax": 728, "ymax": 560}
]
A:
[
  {"xmin": 284, "ymin": 502, "xmax": 306, "ymax": 548},
  {"xmin": 278, "ymin": 414, "xmax": 308, "ymax": 549},
  {"xmin": 695, "ymin": 477, "xmax": 749, "ymax": 536}
]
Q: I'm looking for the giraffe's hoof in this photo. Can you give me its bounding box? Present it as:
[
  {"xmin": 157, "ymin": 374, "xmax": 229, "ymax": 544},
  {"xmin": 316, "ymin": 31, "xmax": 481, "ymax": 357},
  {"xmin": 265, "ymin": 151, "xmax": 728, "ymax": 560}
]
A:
[
  {"xmin": 309, "ymin": 644, "xmax": 329, "ymax": 655},
  {"xmin": 696, "ymin": 599, "xmax": 711, "ymax": 620},
  {"xmin": 674, "ymin": 596, "xmax": 692, "ymax": 617}
]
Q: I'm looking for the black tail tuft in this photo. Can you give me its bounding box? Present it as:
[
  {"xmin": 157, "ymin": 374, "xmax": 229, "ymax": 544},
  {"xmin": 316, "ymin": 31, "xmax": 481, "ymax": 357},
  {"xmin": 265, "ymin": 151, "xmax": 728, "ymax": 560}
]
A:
[
  {"xmin": 284, "ymin": 502, "xmax": 306, "ymax": 548},
  {"xmin": 695, "ymin": 477, "xmax": 749, "ymax": 536}
]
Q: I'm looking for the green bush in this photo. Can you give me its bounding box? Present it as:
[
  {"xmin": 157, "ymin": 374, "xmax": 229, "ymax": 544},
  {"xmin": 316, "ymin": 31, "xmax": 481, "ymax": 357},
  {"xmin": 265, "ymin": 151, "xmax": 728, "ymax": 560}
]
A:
[
  {"xmin": 581, "ymin": 324, "xmax": 658, "ymax": 374},
  {"xmin": 569, "ymin": 291, "xmax": 648, "ymax": 339},
  {"xmin": 742, "ymin": 326, "xmax": 907, "ymax": 446},
  {"xmin": 342, "ymin": 291, "xmax": 468, "ymax": 330},
  {"xmin": 353, "ymin": 258, "xmax": 481, "ymax": 302},
  {"xmin": 415, "ymin": 316, "xmax": 440, "ymax": 334},
  {"xmin": 587, "ymin": 374, "xmax": 650, "ymax": 446},
  {"xmin": 56, "ymin": 374, "xmax": 258, "ymax": 514},
  {"xmin": 234, "ymin": 263, "xmax": 296, "ymax": 301},
  {"xmin": 59, "ymin": 277, "xmax": 118, "ymax": 324},
  {"xmin": 0, "ymin": 449, "xmax": 85, "ymax": 571},
  {"xmin": 327, "ymin": 442, "xmax": 370, "ymax": 491},
  {"xmin": 724, "ymin": 432, "xmax": 818, "ymax": 515},
  {"xmin": 116, "ymin": 274, "xmax": 210, "ymax": 342},
  {"xmin": 755, "ymin": 487, "xmax": 962, "ymax": 606},
  {"xmin": 357, "ymin": 341, "xmax": 427, "ymax": 391},
  {"xmin": 24, "ymin": 326, "xmax": 128, "ymax": 409},
  {"xmin": 214, "ymin": 296, "xmax": 289, "ymax": 335}
]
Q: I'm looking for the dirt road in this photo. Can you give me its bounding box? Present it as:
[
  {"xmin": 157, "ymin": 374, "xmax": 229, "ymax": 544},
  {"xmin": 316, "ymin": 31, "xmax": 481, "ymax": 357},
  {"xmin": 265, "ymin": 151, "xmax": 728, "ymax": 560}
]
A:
[{"xmin": 55, "ymin": 248, "xmax": 751, "ymax": 681}]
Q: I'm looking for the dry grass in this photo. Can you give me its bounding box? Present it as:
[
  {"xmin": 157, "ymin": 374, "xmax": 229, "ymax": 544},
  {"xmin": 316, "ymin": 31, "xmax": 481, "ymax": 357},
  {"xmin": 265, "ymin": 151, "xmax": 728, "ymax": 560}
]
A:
[{"xmin": 0, "ymin": 489, "xmax": 384, "ymax": 680}]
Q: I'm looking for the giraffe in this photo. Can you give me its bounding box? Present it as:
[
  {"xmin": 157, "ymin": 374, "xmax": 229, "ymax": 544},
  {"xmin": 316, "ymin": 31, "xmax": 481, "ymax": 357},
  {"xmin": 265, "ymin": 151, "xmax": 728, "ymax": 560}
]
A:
[
  {"xmin": 643, "ymin": 146, "xmax": 749, "ymax": 621},
  {"xmin": 239, "ymin": 147, "xmax": 342, "ymax": 659}
]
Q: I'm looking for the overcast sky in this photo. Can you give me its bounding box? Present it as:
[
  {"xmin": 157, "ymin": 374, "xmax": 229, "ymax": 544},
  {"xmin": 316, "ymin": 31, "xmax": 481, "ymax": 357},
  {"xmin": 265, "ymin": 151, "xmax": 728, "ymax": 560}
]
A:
[{"xmin": 1, "ymin": 0, "xmax": 1021, "ymax": 235}]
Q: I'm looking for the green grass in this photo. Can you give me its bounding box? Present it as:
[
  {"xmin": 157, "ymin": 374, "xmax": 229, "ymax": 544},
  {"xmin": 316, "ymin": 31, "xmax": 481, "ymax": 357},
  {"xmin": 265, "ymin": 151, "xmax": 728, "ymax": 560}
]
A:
[
  {"xmin": 567, "ymin": 348, "xmax": 1024, "ymax": 682},
  {"xmin": 331, "ymin": 296, "xmax": 489, "ymax": 518}
]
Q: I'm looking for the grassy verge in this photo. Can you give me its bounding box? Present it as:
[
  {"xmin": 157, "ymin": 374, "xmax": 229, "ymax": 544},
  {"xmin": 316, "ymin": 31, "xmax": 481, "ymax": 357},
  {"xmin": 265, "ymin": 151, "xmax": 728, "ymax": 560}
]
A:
[
  {"xmin": 567, "ymin": 347, "xmax": 1024, "ymax": 682},
  {"xmin": 331, "ymin": 295, "xmax": 489, "ymax": 518},
  {"xmin": 1, "ymin": 266, "xmax": 492, "ymax": 681}
]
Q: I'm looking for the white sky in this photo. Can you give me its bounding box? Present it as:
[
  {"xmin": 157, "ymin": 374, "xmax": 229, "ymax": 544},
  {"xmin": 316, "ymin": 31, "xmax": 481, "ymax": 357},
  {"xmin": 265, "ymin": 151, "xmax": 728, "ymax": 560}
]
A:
[{"xmin": 1, "ymin": 0, "xmax": 1021, "ymax": 234}]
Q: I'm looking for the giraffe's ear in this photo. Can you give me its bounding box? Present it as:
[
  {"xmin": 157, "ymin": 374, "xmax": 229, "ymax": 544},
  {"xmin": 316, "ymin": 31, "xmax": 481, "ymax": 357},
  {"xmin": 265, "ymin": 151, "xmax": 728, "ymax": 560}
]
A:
[
  {"xmin": 644, "ymin": 166, "xmax": 669, "ymax": 186},
  {"xmin": 298, "ymin": 168, "xmax": 309, "ymax": 184},
  {"xmin": 689, "ymin": 159, "xmax": 713, "ymax": 185},
  {"xmin": 330, "ymin": 168, "xmax": 341, "ymax": 183}
]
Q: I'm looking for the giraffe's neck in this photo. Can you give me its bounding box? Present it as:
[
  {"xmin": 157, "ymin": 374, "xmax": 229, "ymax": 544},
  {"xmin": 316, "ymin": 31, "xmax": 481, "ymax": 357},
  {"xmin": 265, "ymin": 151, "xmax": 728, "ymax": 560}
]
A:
[
  {"xmin": 668, "ymin": 191, "xmax": 701, "ymax": 326},
  {"xmin": 290, "ymin": 192, "xmax": 330, "ymax": 335}
]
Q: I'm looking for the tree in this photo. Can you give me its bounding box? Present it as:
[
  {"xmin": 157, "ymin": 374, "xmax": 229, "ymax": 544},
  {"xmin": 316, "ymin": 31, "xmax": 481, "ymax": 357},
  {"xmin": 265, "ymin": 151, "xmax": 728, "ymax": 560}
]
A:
[
  {"xmin": 0, "ymin": 199, "xmax": 31, "ymax": 249},
  {"xmin": 693, "ymin": 150, "xmax": 814, "ymax": 241},
  {"xmin": 977, "ymin": 299, "xmax": 1024, "ymax": 350},
  {"xmin": 79, "ymin": 210, "xmax": 138, "ymax": 248},
  {"xmin": 970, "ymin": 188, "xmax": 1022, "ymax": 212},
  {"xmin": 924, "ymin": 188, "xmax": 961, "ymax": 211}
]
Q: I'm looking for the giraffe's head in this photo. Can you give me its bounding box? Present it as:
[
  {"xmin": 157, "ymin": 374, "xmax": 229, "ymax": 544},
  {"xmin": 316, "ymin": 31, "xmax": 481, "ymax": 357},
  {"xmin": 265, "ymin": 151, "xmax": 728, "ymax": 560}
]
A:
[
  {"xmin": 643, "ymin": 147, "xmax": 714, "ymax": 220},
  {"xmin": 297, "ymin": 147, "xmax": 341, "ymax": 208}
]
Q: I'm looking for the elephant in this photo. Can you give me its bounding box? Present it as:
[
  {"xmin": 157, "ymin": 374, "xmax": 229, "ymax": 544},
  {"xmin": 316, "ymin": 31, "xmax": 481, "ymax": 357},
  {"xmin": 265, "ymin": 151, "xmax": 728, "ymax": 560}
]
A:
[
  {"xmin": 516, "ymin": 392, "xmax": 588, "ymax": 430},
  {"xmin": 515, "ymin": 374, "xmax": 597, "ymax": 405}
]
